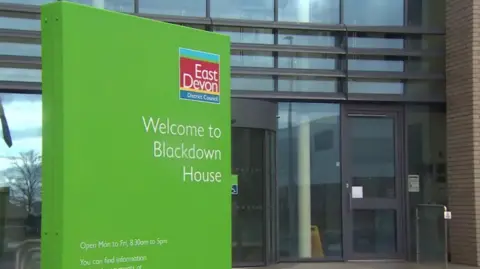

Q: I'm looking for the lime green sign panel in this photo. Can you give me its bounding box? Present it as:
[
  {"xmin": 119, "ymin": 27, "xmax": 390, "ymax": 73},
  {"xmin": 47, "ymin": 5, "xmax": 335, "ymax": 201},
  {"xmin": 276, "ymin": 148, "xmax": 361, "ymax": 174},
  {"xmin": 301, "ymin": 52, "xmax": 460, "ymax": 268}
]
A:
[{"xmin": 41, "ymin": 3, "xmax": 231, "ymax": 269}]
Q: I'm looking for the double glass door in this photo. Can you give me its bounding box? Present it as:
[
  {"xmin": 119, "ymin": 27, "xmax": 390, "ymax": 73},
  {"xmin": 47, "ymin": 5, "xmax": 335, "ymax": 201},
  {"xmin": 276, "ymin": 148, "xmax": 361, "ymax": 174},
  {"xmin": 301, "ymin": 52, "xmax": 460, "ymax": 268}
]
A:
[{"xmin": 342, "ymin": 105, "xmax": 405, "ymax": 260}]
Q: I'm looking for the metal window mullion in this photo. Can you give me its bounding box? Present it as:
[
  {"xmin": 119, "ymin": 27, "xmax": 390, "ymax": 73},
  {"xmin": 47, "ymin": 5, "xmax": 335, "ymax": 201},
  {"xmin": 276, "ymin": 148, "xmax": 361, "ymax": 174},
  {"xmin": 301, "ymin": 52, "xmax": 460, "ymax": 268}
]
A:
[
  {"xmin": 344, "ymin": 24, "xmax": 349, "ymax": 95},
  {"xmin": 133, "ymin": 0, "xmax": 139, "ymax": 13},
  {"xmin": 205, "ymin": 0, "xmax": 210, "ymax": 18},
  {"xmin": 339, "ymin": 0, "xmax": 344, "ymax": 24},
  {"xmin": 273, "ymin": 27, "xmax": 279, "ymax": 92}
]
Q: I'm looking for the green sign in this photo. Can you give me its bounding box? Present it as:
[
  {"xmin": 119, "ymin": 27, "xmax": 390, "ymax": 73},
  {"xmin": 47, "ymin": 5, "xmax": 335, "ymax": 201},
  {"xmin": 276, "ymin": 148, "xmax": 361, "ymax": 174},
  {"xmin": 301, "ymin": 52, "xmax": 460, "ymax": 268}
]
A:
[{"xmin": 41, "ymin": 3, "xmax": 231, "ymax": 269}]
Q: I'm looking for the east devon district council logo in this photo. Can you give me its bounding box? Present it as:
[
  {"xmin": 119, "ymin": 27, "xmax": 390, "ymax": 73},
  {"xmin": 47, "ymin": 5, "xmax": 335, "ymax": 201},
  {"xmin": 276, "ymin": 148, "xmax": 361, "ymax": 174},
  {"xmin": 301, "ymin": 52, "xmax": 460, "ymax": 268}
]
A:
[{"xmin": 179, "ymin": 48, "xmax": 220, "ymax": 104}]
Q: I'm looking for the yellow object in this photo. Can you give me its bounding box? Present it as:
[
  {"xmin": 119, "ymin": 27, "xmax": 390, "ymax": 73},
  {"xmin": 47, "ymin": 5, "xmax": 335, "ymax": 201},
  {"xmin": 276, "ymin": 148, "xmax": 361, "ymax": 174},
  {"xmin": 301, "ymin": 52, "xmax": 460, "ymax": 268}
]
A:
[{"xmin": 311, "ymin": 225, "xmax": 325, "ymax": 258}]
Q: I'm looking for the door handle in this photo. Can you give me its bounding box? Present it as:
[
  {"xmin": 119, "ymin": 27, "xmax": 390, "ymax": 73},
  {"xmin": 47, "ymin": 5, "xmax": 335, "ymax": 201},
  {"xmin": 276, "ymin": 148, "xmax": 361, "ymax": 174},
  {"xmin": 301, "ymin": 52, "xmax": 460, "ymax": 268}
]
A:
[
  {"xmin": 346, "ymin": 183, "xmax": 352, "ymax": 211},
  {"xmin": 347, "ymin": 191, "xmax": 352, "ymax": 211}
]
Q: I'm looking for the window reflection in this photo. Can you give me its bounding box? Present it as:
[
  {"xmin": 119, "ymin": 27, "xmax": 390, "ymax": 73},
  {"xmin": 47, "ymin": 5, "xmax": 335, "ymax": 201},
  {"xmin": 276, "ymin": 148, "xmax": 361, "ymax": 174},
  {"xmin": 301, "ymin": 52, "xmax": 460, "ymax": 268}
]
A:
[
  {"xmin": 405, "ymin": 81, "xmax": 444, "ymax": 96},
  {"xmin": 407, "ymin": 0, "xmax": 445, "ymax": 28},
  {"xmin": 139, "ymin": 0, "xmax": 205, "ymax": 16},
  {"xmin": 278, "ymin": 77, "xmax": 337, "ymax": 92},
  {"xmin": 406, "ymin": 105, "xmax": 446, "ymax": 258},
  {"xmin": 277, "ymin": 0, "xmax": 339, "ymax": 24},
  {"xmin": 348, "ymin": 34, "xmax": 404, "ymax": 49},
  {"xmin": 214, "ymin": 27, "xmax": 274, "ymax": 44},
  {"xmin": 348, "ymin": 80, "xmax": 404, "ymax": 94},
  {"xmin": 0, "ymin": 69, "xmax": 41, "ymax": 83},
  {"xmin": 348, "ymin": 57, "xmax": 404, "ymax": 72},
  {"xmin": 0, "ymin": 17, "xmax": 40, "ymax": 31},
  {"xmin": 232, "ymin": 128, "xmax": 270, "ymax": 265},
  {"xmin": 348, "ymin": 56, "xmax": 444, "ymax": 73},
  {"xmin": 406, "ymin": 35, "xmax": 445, "ymax": 51},
  {"xmin": 232, "ymin": 75, "xmax": 274, "ymax": 91},
  {"xmin": 279, "ymin": 53, "xmax": 336, "ymax": 70},
  {"xmin": 65, "ymin": 0, "xmax": 134, "ymax": 12},
  {"xmin": 210, "ymin": 0, "xmax": 274, "ymax": 21},
  {"xmin": 344, "ymin": 0, "xmax": 404, "ymax": 26},
  {"xmin": 350, "ymin": 117, "xmax": 396, "ymax": 198},
  {"xmin": 405, "ymin": 57, "xmax": 444, "ymax": 74},
  {"xmin": 278, "ymin": 30, "xmax": 336, "ymax": 47},
  {"xmin": 0, "ymin": 0, "xmax": 51, "ymax": 4},
  {"xmin": 277, "ymin": 103, "xmax": 342, "ymax": 259},
  {"xmin": 0, "ymin": 93, "xmax": 42, "ymax": 269},
  {"xmin": 231, "ymin": 51, "xmax": 274, "ymax": 68},
  {"xmin": 180, "ymin": 24, "xmax": 205, "ymax": 30},
  {"xmin": 0, "ymin": 43, "xmax": 41, "ymax": 57}
]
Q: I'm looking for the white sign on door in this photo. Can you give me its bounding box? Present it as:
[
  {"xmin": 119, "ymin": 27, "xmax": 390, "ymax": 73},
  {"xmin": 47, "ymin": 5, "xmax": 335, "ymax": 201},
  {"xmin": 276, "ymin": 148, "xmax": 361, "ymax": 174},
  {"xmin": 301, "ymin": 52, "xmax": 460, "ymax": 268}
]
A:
[
  {"xmin": 408, "ymin": 175, "xmax": 420, "ymax": 193},
  {"xmin": 352, "ymin": 186, "xmax": 363, "ymax": 199}
]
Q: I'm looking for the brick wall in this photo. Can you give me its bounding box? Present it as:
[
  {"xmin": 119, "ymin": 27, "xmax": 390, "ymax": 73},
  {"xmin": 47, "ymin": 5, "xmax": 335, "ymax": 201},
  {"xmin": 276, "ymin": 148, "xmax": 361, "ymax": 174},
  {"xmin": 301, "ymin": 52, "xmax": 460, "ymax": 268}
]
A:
[{"xmin": 446, "ymin": 0, "xmax": 480, "ymax": 266}]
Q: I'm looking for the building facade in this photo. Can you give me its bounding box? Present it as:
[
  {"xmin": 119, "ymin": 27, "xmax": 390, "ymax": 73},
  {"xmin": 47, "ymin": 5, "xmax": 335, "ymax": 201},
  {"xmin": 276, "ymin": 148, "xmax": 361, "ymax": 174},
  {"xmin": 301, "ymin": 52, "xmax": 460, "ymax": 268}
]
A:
[{"xmin": 0, "ymin": 0, "xmax": 470, "ymax": 267}]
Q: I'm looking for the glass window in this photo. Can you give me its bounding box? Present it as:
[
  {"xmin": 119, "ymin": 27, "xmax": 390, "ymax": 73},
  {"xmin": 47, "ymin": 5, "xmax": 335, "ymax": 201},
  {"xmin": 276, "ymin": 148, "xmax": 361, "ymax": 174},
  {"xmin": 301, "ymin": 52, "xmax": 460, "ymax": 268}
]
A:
[
  {"xmin": 232, "ymin": 75, "xmax": 274, "ymax": 91},
  {"xmin": 0, "ymin": 93, "xmax": 42, "ymax": 269},
  {"xmin": 406, "ymin": 35, "xmax": 444, "ymax": 51},
  {"xmin": 405, "ymin": 57, "xmax": 444, "ymax": 74},
  {"xmin": 0, "ymin": 17, "xmax": 40, "ymax": 31},
  {"xmin": 277, "ymin": 103, "xmax": 342, "ymax": 259},
  {"xmin": 277, "ymin": 0, "xmax": 339, "ymax": 24},
  {"xmin": 65, "ymin": 0, "xmax": 134, "ymax": 12},
  {"xmin": 348, "ymin": 80, "xmax": 404, "ymax": 94},
  {"xmin": 0, "ymin": 0, "xmax": 51, "ymax": 4},
  {"xmin": 231, "ymin": 51, "xmax": 274, "ymax": 68},
  {"xmin": 214, "ymin": 27, "xmax": 274, "ymax": 44},
  {"xmin": 0, "ymin": 43, "xmax": 41, "ymax": 57},
  {"xmin": 0, "ymin": 68, "xmax": 41, "ymax": 83},
  {"xmin": 348, "ymin": 33, "xmax": 404, "ymax": 49},
  {"xmin": 210, "ymin": 0, "xmax": 274, "ymax": 21},
  {"xmin": 407, "ymin": 0, "xmax": 445, "ymax": 28},
  {"xmin": 278, "ymin": 30, "xmax": 336, "ymax": 47},
  {"xmin": 279, "ymin": 53, "xmax": 337, "ymax": 70},
  {"xmin": 405, "ymin": 81, "xmax": 444, "ymax": 96},
  {"xmin": 406, "ymin": 105, "xmax": 446, "ymax": 259},
  {"xmin": 180, "ymin": 24, "xmax": 206, "ymax": 30},
  {"xmin": 139, "ymin": 0, "xmax": 205, "ymax": 16},
  {"xmin": 348, "ymin": 57, "xmax": 404, "ymax": 72},
  {"xmin": 278, "ymin": 77, "xmax": 337, "ymax": 92},
  {"xmin": 344, "ymin": 0, "xmax": 404, "ymax": 26}
]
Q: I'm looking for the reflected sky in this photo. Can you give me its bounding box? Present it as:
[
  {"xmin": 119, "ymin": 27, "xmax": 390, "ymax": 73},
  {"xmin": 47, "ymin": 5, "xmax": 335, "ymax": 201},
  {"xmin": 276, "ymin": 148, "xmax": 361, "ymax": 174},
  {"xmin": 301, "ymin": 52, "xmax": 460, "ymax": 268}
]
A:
[
  {"xmin": 69, "ymin": 0, "xmax": 134, "ymax": 12},
  {"xmin": 0, "ymin": 17, "xmax": 40, "ymax": 31},
  {"xmin": 278, "ymin": 0, "xmax": 340, "ymax": 24},
  {"xmin": 214, "ymin": 27, "xmax": 274, "ymax": 44},
  {"xmin": 0, "ymin": 43, "xmax": 41, "ymax": 57},
  {"xmin": 210, "ymin": 0, "xmax": 274, "ymax": 21},
  {"xmin": 139, "ymin": 0, "xmax": 205, "ymax": 16},
  {"xmin": 277, "ymin": 103, "xmax": 339, "ymax": 129},
  {"xmin": 344, "ymin": 0, "xmax": 404, "ymax": 25},
  {"xmin": 0, "ymin": 0, "xmax": 51, "ymax": 4},
  {"xmin": 0, "ymin": 68, "xmax": 41, "ymax": 83},
  {"xmin": 0, "ymin": 94, "xmax": 41, "ymax": 174}
]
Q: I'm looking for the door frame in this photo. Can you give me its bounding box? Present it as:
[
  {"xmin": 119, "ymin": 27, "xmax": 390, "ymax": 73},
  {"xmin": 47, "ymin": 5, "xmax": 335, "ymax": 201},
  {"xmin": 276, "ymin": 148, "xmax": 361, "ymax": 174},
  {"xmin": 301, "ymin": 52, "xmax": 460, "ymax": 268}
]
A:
[{"xmin": 341, "ymin": 104, "xmax": 406, "ymax": 261}]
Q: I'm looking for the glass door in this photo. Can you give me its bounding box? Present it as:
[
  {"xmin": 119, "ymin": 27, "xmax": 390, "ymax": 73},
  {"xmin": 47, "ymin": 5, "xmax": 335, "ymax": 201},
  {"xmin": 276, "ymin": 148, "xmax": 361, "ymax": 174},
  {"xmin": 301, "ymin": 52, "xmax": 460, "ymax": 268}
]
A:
[
  {"xmin": 231, "ymin": 98, "xmax": 277, "ymax": 267},
  {"xmin": 231, "ymin": 127, "xmax": 276, "ymax": 267},
  {"xmin": 341, "ymin": 105, "xmax": 405, "ymax": 260}
]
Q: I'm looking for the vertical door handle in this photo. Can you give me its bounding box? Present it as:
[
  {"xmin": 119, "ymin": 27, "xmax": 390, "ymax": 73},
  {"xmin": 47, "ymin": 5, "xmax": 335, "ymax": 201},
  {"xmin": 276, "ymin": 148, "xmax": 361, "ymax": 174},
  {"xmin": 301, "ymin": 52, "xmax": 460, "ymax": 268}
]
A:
[
  {"xmin": 348, "ymin": 191, "xmax": 352, "ymax": 211},
  {"xmin": 346, "ymin": 183, "xmax": 351, "ymax": 211}
]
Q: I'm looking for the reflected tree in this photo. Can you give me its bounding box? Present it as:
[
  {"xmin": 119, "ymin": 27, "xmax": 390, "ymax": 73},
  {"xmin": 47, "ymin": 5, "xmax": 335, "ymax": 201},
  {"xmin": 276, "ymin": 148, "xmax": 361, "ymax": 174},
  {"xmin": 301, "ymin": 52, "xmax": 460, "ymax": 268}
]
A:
[{"xmin": 6, "ymin": 150, "xmax": 42, "ymax": 214}]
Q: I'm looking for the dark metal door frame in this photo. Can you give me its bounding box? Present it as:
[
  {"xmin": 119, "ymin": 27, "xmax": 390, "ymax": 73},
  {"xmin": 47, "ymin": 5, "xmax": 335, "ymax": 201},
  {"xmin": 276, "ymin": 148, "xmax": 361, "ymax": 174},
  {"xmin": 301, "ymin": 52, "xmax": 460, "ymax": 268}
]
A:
[{"xmin": 341, "ymin": 104, "xmax": 406, "ymax": 261}]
